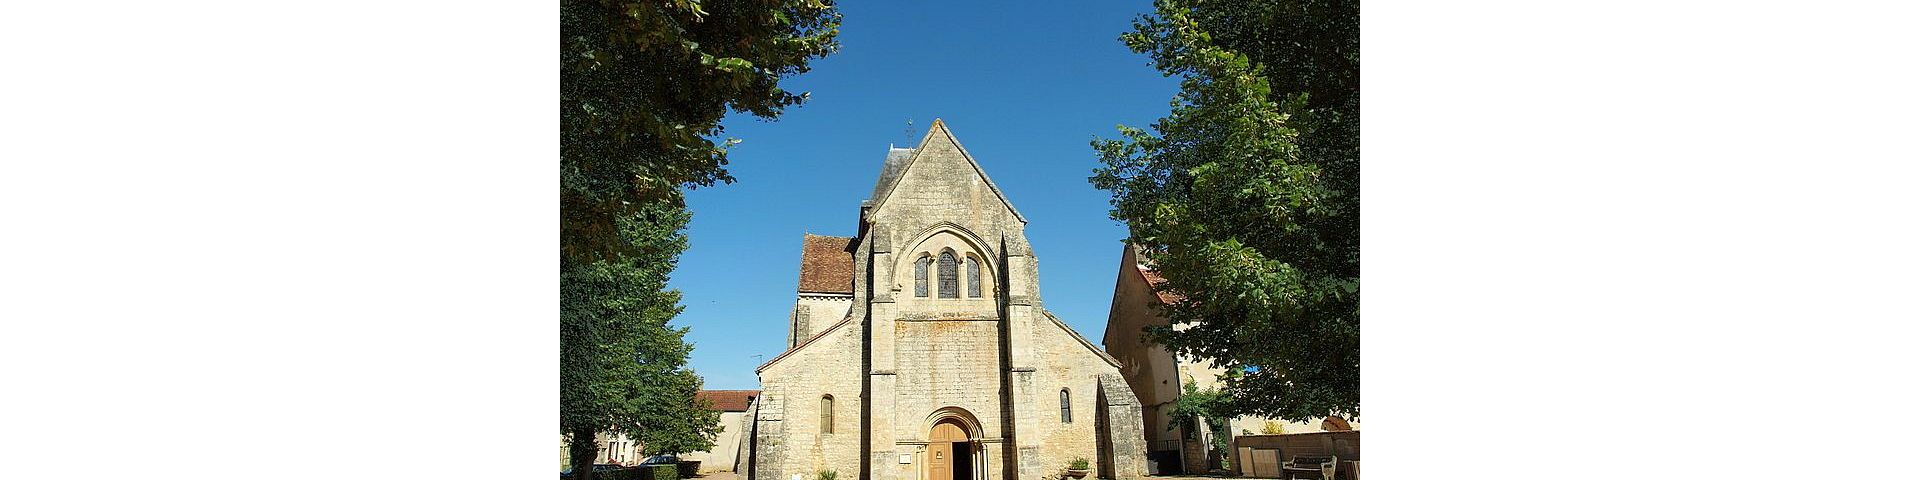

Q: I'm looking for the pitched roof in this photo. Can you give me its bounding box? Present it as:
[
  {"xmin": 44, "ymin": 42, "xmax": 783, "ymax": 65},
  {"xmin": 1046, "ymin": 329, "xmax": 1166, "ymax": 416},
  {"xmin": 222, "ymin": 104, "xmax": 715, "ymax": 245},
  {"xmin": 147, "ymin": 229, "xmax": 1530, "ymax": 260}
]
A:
[
  {"xmin": 1044, "ymin": 310, "xmax": 1123, "ymax": 369},
  {"xmin": 797, "ymin": 234, "xmax": 856, "ymax": 294},
  {"xmin": 1321, "ymin": 416, "xmax": 1354, "ymax": 431},
  {"xmin": 1137, "ymin": 263, "xmax": 1184, "ymax": 305},
  {"xmin": 866, "ymin": 118, "xmax": 1026, "ymax": 223},
  {"xmin": 869, "ymin": 146, "xmax": 916, "ymax": 202},
  {"xmin": 696, "ymin": 390, "xmax": 761, "ymax": 412},
  {"xmin": 755, "ymin": 308, "xmax": 855, "ymax": 374}
]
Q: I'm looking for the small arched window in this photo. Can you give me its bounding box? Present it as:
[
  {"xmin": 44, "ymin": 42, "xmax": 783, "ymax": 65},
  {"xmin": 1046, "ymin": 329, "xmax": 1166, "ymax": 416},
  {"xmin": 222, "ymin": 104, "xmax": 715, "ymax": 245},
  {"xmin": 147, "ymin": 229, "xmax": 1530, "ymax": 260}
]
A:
[
  {"xmin": 966, "ymin": 256, "xmax": 982, "ymax": 298},
  {"xmin": 1059, "ymin": 388, "xmax": 1072, "ymax": 423},
  {"xmin": 913, "ymin": 256, "xmax": 930, "ymax": 297},
  {"xmin": 821, "ymin": 395, "xmax": 834, "ymax": 433},
  {"xmin": 937, "ymin": 251, "xmax": 959, "ymax": 298}
]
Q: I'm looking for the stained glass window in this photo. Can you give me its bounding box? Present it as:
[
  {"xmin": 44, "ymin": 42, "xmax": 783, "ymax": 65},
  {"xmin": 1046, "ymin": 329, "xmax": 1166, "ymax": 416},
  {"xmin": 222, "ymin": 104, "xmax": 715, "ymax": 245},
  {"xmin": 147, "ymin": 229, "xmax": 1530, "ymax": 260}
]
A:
[
  {"xmin": 914, "ymin": 256, "xmax": 929, "ymax": 297},
  {"xmin": 938, "ymin": 251, "xmax": 959, "ymax": 298},
  {"xmin": 966, "ymin": 257, "xmax": 982, "ymax": 298}
]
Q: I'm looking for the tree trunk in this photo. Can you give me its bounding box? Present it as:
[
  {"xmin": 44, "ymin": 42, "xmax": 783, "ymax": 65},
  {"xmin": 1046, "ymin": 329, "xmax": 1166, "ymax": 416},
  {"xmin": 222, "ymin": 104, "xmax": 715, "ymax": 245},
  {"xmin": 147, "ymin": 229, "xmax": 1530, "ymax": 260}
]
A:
[{"xmin": 570, "ymin": 427, "xmax": 600, "ymax": 480}]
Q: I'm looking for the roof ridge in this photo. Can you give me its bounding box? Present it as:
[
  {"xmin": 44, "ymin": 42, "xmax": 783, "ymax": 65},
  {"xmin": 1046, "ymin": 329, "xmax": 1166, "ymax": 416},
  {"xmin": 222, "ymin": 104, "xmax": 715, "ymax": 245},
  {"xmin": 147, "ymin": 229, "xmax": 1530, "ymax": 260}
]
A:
[
  {"xmin": 1042, "ymin": 310, "xmax": 1123, "ymax": 369},
  {"xmin": 866, "ymin": 118, "xmax": 1027, "ymax": 223}
]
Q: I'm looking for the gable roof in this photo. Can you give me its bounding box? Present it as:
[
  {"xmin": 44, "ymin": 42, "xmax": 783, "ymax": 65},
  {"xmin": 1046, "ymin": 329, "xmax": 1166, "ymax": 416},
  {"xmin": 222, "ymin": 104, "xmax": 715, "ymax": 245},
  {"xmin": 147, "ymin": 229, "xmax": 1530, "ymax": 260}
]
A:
[
  {"xmin": 797, "ymin": 234, "xmax": 856, "ymax": 294},
  {"xmin": 1128, "ymin": 245, "xmax": 1183, "ymax": 305},
  {"xmin": 867, "ymin": 118, "xmax": 1026, "ymax": 223},
  {"xmin": 696, "ymin": 390, "xmax": 761, "ymax": 412},
  {"xmin": 756, "ymin": 309, "xmax": 855, "ymax": 373},
  {"xmin": 869, "ymin": 146, "xmax": 916, "ymax": 203},
  {"xmin": 1138, "ymin": 266, "xmax": 1183, "ymax": 305},
  {"xmin": 1044, "ymin": 310, "xmax": 1123, "ymax": 369}
]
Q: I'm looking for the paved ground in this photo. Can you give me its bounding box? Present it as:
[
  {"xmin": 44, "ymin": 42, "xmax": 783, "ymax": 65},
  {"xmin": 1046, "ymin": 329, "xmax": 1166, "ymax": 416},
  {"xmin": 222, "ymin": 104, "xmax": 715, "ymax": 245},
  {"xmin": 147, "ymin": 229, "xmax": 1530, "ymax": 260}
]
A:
[{"xmin": 689, "ymin": 472, "xmax": 741, "ymax": 480}]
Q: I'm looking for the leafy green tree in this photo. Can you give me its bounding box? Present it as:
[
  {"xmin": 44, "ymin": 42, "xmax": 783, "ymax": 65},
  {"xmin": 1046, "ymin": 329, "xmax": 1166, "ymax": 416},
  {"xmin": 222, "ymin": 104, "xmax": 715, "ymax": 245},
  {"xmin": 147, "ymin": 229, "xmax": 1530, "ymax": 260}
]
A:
[
  {"xmin": 561, "ymin": 2, "xmax": 837, "ymax": 477},
  {"xmin": 1168, "ymin": 381, "xmax": 1235, "ymax": 466},
  {"xmin": 561, "ymin": 204, "xmax": 722, "ymax": 479},
  {"xmin": 1092, "ymin": 0, "xmax": 1359, "ymax": 422},
  {"xmin": 561, "ymin": 0, "xmax": 841, "ymax": 264}
]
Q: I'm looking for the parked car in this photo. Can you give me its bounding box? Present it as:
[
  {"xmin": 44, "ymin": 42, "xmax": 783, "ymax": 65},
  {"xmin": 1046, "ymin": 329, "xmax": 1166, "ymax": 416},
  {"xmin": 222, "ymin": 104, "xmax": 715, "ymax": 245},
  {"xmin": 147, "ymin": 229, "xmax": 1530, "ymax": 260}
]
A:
[{"xmin": 638, "ymin": 455, "xmax": 678, "ymax": 466}]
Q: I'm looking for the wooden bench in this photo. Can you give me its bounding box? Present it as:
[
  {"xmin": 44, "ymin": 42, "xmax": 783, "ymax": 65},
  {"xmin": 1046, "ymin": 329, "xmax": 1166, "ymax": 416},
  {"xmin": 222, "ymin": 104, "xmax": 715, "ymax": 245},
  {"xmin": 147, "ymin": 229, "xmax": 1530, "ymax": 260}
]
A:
[{"xmin": 1281, "ymin": 455, "xmax": 1337, "ymax": 480}]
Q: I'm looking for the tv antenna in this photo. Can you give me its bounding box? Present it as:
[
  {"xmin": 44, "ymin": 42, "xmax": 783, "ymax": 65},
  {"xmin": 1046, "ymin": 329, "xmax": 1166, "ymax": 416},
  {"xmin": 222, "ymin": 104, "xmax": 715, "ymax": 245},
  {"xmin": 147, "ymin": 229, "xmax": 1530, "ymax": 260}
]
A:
[{"xmin": 904, "ymin": 118, "xmax": 915, "ymax": 143}]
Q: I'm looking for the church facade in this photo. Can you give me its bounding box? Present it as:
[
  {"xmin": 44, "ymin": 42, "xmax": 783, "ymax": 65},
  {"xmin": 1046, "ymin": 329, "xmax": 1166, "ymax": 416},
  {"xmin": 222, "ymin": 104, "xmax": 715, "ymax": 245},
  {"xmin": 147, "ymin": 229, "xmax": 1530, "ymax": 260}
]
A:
[{"xmin": 748, "ymin": 120, "xmax": 1148, "ymax": 480}]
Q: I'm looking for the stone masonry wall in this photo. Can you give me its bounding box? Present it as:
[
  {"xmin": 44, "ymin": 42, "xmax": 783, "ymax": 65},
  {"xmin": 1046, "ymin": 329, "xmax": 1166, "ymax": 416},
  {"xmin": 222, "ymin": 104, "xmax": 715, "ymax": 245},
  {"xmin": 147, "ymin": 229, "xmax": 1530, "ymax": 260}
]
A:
[
  {"xmin": 891, "ymin": 317, "xmax": 1007, "ymax": 444},
  {"xmin": 870, "ymin": 122, "xmax": 1023, "ymax": 273},
  {"xmin": 757, "ymin": 316, "xmax": 865, "ymax": 480},
  {"xmin": 754, "ymin": 121, "xmax": 1150, "ymax": 480},
  {"xmin": 795, "ymin": 294, "xmax": 854, "ymax": 344},
  {"xmin": 1019, "ymin": 313, "xmax": 1146, "ymax": 480}
]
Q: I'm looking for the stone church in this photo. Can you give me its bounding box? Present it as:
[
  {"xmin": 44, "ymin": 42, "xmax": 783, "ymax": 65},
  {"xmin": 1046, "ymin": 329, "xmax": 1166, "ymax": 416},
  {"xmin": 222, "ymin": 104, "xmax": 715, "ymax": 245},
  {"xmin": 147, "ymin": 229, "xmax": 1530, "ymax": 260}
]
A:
[{"xmin": 747, "ymin": 120, "xmax": 1148, "ymax": 480}]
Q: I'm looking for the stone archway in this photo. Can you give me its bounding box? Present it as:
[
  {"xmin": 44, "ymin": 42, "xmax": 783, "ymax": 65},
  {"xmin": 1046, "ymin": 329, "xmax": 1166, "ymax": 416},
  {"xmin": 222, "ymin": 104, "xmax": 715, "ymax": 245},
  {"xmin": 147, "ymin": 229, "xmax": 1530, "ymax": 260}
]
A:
[
  {"xmin": 924, "ymin": 408, "xmax": 985, "ymax": 480},
  {"xmin": 929, "ymin": 419, "xmax": 972, "ymax": 480}
]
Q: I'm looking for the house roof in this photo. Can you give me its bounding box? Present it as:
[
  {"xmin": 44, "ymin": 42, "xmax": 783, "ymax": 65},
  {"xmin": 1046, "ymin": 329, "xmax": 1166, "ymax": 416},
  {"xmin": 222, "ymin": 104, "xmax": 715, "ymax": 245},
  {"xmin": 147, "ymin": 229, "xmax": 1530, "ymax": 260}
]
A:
[
  {"xmin": 1138, "ymin": 264, "xmax": 1184, "ymax": 305},
  {"xmin": 696, "ymin": 390, "xmax": 761, "ymax": 412},
  {"xmin": 796, "ymin": 234, "xmax": 856, "ymax": 294},
  {"xmin": 1322, "ymin": 416, "xmax": 1353, "ymax": 431}
]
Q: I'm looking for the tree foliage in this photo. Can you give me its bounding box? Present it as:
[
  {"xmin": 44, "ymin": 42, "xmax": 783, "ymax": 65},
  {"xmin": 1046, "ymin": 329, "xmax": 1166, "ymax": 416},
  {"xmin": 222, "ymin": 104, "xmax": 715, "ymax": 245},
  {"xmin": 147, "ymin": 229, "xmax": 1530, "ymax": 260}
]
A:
[
  {"xmin": 560, "ymin": 2, "xmax": 839, "ymax": 476},
  {"xmin": 561, "ymin": 0, "xmax": 841, "ymax": 264},
  {"xmin": 561, "ymin": 204, "xmax": 722, "ymax": 478},
  {"xmin": 1092, "ymin": 0, "xmax": 1359, "ymax": 422},
  {"xmin": 1169, "ymin": 380, "xmax": 1235, "ymax": 460}
]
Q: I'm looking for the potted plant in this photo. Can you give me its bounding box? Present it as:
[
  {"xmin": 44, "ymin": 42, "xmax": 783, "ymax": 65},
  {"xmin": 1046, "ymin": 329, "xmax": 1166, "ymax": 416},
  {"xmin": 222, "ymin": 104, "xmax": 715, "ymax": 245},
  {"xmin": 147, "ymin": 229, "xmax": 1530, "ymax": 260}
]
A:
[{"xmin": 1065, "ymin": 458, "xmax": 1091, "ymax": 479}]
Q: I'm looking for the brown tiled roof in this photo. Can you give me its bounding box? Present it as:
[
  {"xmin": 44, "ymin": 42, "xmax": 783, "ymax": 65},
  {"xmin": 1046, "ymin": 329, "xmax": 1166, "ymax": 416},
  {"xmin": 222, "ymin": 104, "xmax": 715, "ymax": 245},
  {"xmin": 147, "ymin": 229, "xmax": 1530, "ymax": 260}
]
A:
[
  {"xmin": 1322, "ymin": 416, "xmax": 1353, "ymax": 431},
  {"xmin": 1137, "ymin": 265, "xmax": 1184, "ymax": 305},
  {"xmin": 797, "ymin": 234, "xmax": 856, "ymax": 294},
  {"xmin": 697, "ymin": 390, "xmax": 761, "ymax": 412}
]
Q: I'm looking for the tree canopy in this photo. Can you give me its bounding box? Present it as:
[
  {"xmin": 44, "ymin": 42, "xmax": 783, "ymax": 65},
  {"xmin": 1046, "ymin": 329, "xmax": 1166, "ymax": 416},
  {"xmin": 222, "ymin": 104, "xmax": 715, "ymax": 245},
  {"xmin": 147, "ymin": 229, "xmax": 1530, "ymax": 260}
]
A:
[
  {"xmin": 561, "ymin": 0, "xmax": 841, "ymax": 264},
  {"xmin": 1092, "ymin": 0, "xmax": 1359, "ymax": 422},
  {"xmin": 560, "ymin": 204, "xmax": 721, "ymax": 475},
  {"xmin": 560, "ymin": 2, "xmax": 839, "ymax": 476},
  {"xmin": 1169, "ymin": 380, "xmax": 1235, "ymax": 461}
]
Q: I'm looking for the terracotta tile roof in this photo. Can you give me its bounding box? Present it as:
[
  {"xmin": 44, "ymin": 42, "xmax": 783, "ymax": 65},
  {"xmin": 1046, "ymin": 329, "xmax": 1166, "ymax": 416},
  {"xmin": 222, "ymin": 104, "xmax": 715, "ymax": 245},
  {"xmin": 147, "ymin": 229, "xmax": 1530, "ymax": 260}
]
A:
[
  {"xmin": 697, "ymin": 390, "xmax": 761, "ymax": 412},
  {"xmin": 797, "ymin": 234, "xmax": 856, "ymax": 294},
  {"xmin": 1137, "ymin": 265, "xmax": 1184, "ymax": 305},
  {"xmin": 1321, "ymin": 416, "xmax": 1353, "ymax": 431}
]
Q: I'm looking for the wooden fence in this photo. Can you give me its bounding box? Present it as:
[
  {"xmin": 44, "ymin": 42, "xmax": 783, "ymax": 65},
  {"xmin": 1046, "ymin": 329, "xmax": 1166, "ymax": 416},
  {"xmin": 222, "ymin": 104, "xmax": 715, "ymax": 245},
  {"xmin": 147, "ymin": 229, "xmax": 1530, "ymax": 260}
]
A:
[{"xmin": 1230, "ymin": 431, "xmax": 1359, "ymax": 479}]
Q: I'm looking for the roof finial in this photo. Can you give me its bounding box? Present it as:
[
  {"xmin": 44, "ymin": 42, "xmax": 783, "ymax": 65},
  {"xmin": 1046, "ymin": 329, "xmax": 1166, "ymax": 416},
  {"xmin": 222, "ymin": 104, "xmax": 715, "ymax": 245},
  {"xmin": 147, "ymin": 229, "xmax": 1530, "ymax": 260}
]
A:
[{"xmin": 904, "ymin": 118, "xmax": 915, "ymax": 144}]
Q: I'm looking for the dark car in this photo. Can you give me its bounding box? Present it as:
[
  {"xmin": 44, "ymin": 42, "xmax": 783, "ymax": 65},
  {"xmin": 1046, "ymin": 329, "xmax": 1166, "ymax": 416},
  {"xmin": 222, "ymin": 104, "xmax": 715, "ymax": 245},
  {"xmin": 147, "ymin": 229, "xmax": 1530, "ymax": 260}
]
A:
[{"xmin": 638, "ymin": 455, "xmax": 678, "ymax": 466}]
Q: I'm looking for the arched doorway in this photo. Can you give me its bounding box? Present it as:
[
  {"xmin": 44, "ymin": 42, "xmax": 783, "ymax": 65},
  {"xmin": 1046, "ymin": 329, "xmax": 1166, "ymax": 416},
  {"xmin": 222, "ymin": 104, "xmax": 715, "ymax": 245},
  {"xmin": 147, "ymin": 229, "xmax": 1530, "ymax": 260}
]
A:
[
  {"xmin": 924, "ymin": 407, "xmax": 986, "ymax": 480},
  {"xmin": 929, "ymin": 419, "xmax": 973, "ymax": 480}
]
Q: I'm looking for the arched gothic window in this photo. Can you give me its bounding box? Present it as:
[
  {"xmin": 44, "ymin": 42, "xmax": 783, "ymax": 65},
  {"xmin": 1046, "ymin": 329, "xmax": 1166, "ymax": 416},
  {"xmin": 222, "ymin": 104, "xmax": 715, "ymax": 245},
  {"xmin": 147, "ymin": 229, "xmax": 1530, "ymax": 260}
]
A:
[
  {"xmin": 966, "ymin": 257, "xmax": 982, "ymax": 298},
  {"xmin": 913, "ymin": 256, "xmax": 930, "ymax": 297},
  {"xmin": 821, "ymin": 395, "xmax": 834, "ymax": 433},
  {"xmin": 1059, "ymin": 388, "xmax": 1072, "ymax": 423},
  {"xmin": 937, "ymin": 251, "xmax": 959, "ymax": 298}
]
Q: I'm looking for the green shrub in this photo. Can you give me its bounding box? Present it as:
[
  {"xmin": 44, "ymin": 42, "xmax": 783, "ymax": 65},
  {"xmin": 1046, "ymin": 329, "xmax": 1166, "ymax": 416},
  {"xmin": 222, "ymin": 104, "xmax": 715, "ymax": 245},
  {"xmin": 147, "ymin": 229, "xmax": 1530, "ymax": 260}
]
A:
[
  {"xmin": 818, "ymin": 470, "xmax": 838, "ymax": 480},
  {"xmin": 1068, "ymin": 458, "xmax": 1090, "ymax": 470},
  {"xmin": 638, "ymin": 464, "xmax": 677, "ymax": 480}
]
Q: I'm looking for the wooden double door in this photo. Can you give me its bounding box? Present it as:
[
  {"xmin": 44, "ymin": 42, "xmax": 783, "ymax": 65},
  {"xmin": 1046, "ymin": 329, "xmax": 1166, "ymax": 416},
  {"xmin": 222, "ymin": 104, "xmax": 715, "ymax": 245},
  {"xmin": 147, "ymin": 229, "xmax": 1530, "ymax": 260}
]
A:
[{"xmin": 928, "ymin": 421, "xmax": 974, "ymax": 480}]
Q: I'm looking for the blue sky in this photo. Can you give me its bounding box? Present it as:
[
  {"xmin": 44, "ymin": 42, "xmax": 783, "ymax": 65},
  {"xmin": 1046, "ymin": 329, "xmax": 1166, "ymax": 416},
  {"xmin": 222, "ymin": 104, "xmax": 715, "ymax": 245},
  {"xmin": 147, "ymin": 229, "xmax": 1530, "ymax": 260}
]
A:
[{"xmin": 671, "ymin": 1, "xmax": 1181, "ymax": 390}]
